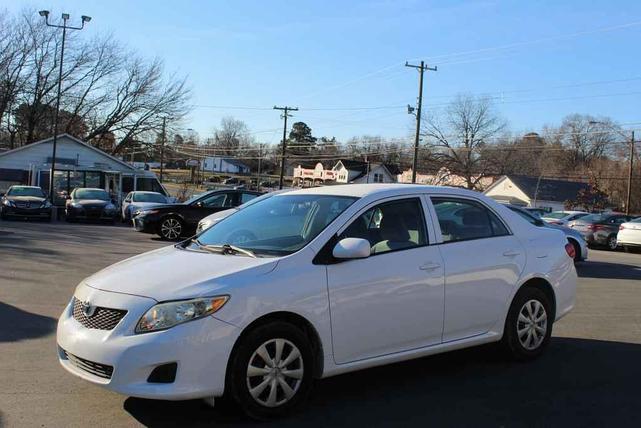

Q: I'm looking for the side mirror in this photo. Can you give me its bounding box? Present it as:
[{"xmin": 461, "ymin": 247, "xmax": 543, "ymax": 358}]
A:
[
  {"xmin": 332, "ymin": 238, "xmax": 371, "ymax": 260},
  {"xmin": 535, "ymin": 219, "xmax": 545, "ymax": 227},
  {"xmin": 195, "ymin": 201, "xmax": 203, "ymax": 207}
]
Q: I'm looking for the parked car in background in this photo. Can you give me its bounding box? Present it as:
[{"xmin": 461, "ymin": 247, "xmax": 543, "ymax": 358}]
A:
[
  {"xmin": 615, "ymin": 218, "xmax": 641, "ymax": 252},
  {"xmin": 223, "ymin": 177, "xmax": 240, "ymax": 185},
  {"xmin": 568, "ymin": 213, "xmax": 633, "ymax": 250},
  {"xmin": 57, "ymin": 184, "xmax": 576, "ymax": 419},
  {"xmin": 121, "ymin": 191, "xmax": 168, "ymax": 222},
  {"xmin": 506, "ymin": 205, "xmax": 587, "ymax": 262},
  {"xmin": 523, "ymin": 207, "xmax": 548, "ymax": 218},
  {"xmin": 133, "ymin": 189, "xmax": 261, "ymax": 240},
  {"xmin": 196, "ymin": 189, "xmax": 292, "ymax": 234},
  {"xmin": 0, "ymin": 185, "xmax": 52, "ymax": 221},
  {"xmin": 541, "ymin": 210, "xmax": 589, "ymax": 226},
  {"xmin": 65, "ymin": 188, "xmax": 118, "ymax": 223}
]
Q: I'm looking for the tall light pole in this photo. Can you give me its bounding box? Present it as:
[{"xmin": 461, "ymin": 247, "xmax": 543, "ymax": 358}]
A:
[
  {"xmin": 589, "ymin": 121, "xmax": 636, "ymax": 214},
  {"xmin": 39, "ymin": 11, "xmax": 91, "ymax": 205},
  {"xmin": 406, "ymin": 61, "xmax": 437, "ymax": 183}
]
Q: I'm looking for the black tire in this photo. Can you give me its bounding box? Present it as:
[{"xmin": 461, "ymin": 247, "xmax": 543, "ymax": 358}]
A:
[
  {"xmin": 606, "ymin": 234, "xmax": 618, "ymax": 251},
  {"xmin": 501, "ymin": 287, "xmax": 553, "ymax": 361},
  {"xmin": 157, "ymin": 216, "xmax": 184, "ymax": 240},
  {"xmin": 227, "ymin": 321, "xmax": 314, "ymax": 420},
  {"xmin": 568, "ymin": 239, "xmax": 581, "ymax": 262}
]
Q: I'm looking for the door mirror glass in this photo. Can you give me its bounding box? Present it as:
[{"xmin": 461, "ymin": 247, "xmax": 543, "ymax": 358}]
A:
[{"xmin": 333, "ymin": 237, "xmax": 371, "ymax": 260}]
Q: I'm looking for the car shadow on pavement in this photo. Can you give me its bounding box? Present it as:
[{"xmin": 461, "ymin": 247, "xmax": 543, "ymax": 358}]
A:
[
  {"xmin": 0, "ymin": 302, "xmax": 57, "ymax": 342},
  {"xmin": 576, "ymin": 261, "xmax": 641, "ymax": 280},
  {"xmin": 124, "ymin": 337, "xmax": 641, "ymax": 427}
]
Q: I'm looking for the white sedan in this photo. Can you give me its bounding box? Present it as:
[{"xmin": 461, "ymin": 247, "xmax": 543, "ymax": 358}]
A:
[
  {"xmin": 121, "ymin": 191, "xmax": 168, "ymax": 221},
  {"xmin": 541, "ymin": 210, "xmax": 588, "ymax": 226},
  {"xmin": 57, "ymin": 184, "xmax": 576, "ymax": 419},
  {"xmin": 616, "ymin": 218, "xmax": 641, "ymax": 251}
]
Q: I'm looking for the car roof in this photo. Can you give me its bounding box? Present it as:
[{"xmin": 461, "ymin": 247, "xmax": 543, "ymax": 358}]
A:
[
  {"xmin": 132, "ymin": 191, "xmax": 162, "ymax": 194},
  {"xmin": 74, "ymin": 188, "xmax": 106, "ymax": 192},
  {"xmin": 9, "ymin": 185, "xmax": 41, "ymax": 189},
  {"xmin": 282, "ymin": 183, "xmax": 480, "ymax": 199}
]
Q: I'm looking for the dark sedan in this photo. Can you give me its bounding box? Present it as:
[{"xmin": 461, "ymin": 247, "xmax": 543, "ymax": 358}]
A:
[
  {"xmin": 568, "ymin": 213, "xmax": 633, "ymax": 250},
  {"xmin": 133, "ymin": 189, "xmax": 261, "ymax": 240},
  {"xmin": 0, "ymin": 185, "xmax": 52, "ymax": 221},
  {"xmin": 65, "ymin": 188, "xmax": 119, "ymax": 223}
]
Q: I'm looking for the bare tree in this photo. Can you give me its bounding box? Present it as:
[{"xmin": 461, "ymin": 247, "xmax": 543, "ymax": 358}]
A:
[
  {"xmin": 421, "ymin": 94, "xmax": 507, "ymax": 190},
  {"xmin": 211, "ymin": 117, "xmax": 253, "ymax": 156}
]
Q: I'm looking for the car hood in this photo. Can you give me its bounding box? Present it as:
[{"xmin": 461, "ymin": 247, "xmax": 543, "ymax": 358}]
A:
[
  {"xmin": 201, "ymin": 208, "xmax": 238, "ymax": 223},
  {"xmin": 6, "ymin": 196, "xmax": 45, "ymax": 203},
  {"xmin": 73, "ymin": 199, "xmax": 110, "ymax": 206},
  {"xmin": 141, "ymin": 203, "xmax": 185, "ymax": 211},
  {"xmin": 129, "ymin": 201, "xmax": 165, "ymax": 209},
  {"xmin": 84, "ymin": 245, "xmax": 278, "ymax": 301}
]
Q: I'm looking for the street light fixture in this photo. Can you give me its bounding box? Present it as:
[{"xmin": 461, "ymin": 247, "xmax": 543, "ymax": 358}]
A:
[{"xmin": 39, "ymin": 11, "xmax": 91, "ymax": 207}]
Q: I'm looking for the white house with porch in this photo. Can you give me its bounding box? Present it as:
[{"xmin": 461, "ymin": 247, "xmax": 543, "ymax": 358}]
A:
[{"xmin": 0, "ymin": 134, "xmax": 167, "ymax": 205}]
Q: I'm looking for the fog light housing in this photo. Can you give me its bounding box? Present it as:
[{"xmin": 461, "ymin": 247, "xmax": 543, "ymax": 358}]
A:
[{"xmin": 147, "ymin": 362, "xmax": 177, "ymax": 383}]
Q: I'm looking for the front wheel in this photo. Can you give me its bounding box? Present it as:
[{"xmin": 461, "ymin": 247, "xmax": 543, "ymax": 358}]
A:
[
  {"xmin": 227, "ymin": 322, "xmax": 314, "ymax": 420},
  {"xmin": 158, "ymin": 216, "xmax": 183, "ymax": 240},
  {"xmin": 501, "ymin": 287, "xmax": 552, "ymax": 361},
  {"xmin": 606, "ymin": 234, "xmax": 618, "ymax": 251}
]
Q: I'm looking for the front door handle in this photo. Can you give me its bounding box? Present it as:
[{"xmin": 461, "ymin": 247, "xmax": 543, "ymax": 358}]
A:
[
  {"xmin": 419, "ymin": 262, "xmax": 441, "ymax": 271},
  {"xmin": 503, "ymin": 250, "xmax": 521, "ymax": 257}
]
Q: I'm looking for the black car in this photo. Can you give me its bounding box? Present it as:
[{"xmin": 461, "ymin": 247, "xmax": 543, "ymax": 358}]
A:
[
  {"xmin": 568, "ymin": 213, "xmax": 633, "ymax": 250},
  {"xmin": 65, "ymin": 188, "xmax": 119, "ymax": 223},
  {"xmin": 0, "ymin": 185, "xmax": 52, "ymax": 221},
  {"xmin": 133, "ymin": 189, "xmax": 261, "ymax": 240}
]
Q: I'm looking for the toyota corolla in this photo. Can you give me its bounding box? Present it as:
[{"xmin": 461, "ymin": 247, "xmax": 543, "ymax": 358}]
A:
[{"xmin": 57, "ymin": 184, "xmax": 576, "ymax": 419}]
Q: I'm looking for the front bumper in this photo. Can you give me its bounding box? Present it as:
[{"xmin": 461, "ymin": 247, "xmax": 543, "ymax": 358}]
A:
[
  {"xmin": 1, "ymin": 205, "xmax": 51, "ymax": 218},
  {"xmin": 56, "ymin": 284, "xmax": 239, "ymax": 400},
  {"xmin": 133, "ymin": 215, "xmax": 159, "ymax": 234},
  {"xmin": 66, "ymin": 207, "xmax": 117, "ymax": 221}
]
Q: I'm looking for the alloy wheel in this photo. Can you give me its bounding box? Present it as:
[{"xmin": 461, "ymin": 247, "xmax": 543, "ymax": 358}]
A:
[
  {"xmin": 517, "ymin": 299, "xmax": 547, "ymax": 351},
  {"xmin": 608, "ymin": 236, "xmax": 617, "ymax": 250},
  {"xmin": 160, "ymin": 218, "xmax": 182, "ymax": 240},
  {"xmin": 246, "ymin": 338, "xmax": 304, "ymax": 408}
]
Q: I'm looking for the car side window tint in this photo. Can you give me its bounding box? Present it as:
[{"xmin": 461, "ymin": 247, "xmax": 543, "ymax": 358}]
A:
[
  {"xmin": 339, "ymin": 198, "xmax": 427, "ymax": 255},
  {"xmin": 432, "ymin": 198, "xmax": 509, "ymax": 243},
  {"xmin": 201, "ymin": 193, "xmax": 229, "ymax": 208},
  {"xmin": 241, "ymin": 192, "xmax": 258, "ymax": 204}
]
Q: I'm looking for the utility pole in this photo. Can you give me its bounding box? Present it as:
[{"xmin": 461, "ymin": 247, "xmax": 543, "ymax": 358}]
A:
[
  {"xmin": 257, "ymin": 143, "xmax": 263, "ymax": 192},
  {"xmin": 274, "ymin": 105, "xmax": 298, "ymax": 189},
  {"xmin": 159, "ymin": 117, "xmax": 166, "ymax": 183},
  {"xmin": 626, "ymin": 131, "xmax": 635, "ymax": 215},
  {"xmin": 406, "ymin": 61, "xmax": 436, "ymax": 183}
]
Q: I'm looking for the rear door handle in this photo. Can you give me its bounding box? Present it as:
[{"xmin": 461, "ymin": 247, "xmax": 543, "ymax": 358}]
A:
[
  {"xmin": 419, "ymin": 262, "xmax": 441, "ymax": 271},
  {"xmin": 503, "ymin": 250, "xmax": 521, "ymax": 257}
]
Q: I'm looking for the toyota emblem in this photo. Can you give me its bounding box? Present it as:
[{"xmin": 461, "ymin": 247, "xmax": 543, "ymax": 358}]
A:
[{"xmin": 81, "ymin": 301, "xmax": 96, "ymax": 317}]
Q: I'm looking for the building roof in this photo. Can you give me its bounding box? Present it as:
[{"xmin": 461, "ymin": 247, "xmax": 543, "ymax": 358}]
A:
[
  {"xmin": 0, "ymin": 133, "xmax": 137, "ymax": 172},
  {"xmin": 382, "ymin": 163, "xmax": 402, "ymax": 175},
  {"xmin": 488, "ymin": 175, "xmax": 589, "ymax": 203}
]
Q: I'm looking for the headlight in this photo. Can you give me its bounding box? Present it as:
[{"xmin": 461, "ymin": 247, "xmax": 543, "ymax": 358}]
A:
[
  {"xmin": 104, "ymin": 203, "xmax": 116, "ymax": 212},
  {"xmin": 136, "ymin": 296, "xmax": 229, "ymax": 333},
  {"xmin": 138, "ymin": 209, "xmax": 159, "ymax": 216},
  {"xmin": 2, "ymin": 199, "xmax": 14, "ymax": 207},
  {"xmin": 71, "ymin": 202, "xmax": 83, "ymax": 208},
  {"xmin": 41, "ymin": 201, "xmax": 52, "ymax": 208}
]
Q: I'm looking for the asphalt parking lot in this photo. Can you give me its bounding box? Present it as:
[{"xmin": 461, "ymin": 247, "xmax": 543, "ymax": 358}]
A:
[{"xmin": 1, "ymin": 221, "xmax": 640, "ymax": 427}]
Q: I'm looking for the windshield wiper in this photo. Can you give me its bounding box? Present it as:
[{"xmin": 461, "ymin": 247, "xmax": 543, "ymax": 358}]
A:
[{"xmin": 199, "ymin": 243, "xmax": 257, "ymax": 258}]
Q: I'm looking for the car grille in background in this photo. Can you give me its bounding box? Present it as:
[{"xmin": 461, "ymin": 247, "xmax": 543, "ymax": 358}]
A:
[
  {"xmin": 72, "ymin": 297, "xmax": 127, "ymax": 330},
  {"xmin": 62, "ymin": 349, "xmax": 113, "ymax": 379}
]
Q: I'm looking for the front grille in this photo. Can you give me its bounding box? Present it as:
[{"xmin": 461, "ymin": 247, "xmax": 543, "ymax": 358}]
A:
[
  {"xmin": 72, "ymin": 297, "xmax": 127, "ymax": 330},
  {"xmin": 62, "ymin": 349, "xmax": 113, "ymax": 379}
]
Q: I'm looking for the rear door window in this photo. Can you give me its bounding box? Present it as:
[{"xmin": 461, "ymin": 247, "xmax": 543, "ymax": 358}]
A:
[{"xmin": 431, "ymin": 198, "xmax": 509, "ymax": 243}]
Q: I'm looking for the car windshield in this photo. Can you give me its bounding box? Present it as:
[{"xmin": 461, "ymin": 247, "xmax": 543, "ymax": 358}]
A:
[
  {"xmin": 581, "ymin": 214, "xmax": 608, "ymax": 223},
  {"xmin": 630, "ymin": 217, "xmax": 641, "ymax": 223},
  {"xmin": 74, "ymin": 189, "xmax": 110, "ymax": 201},
  {"xmin": 238, "ymin": 190, "xmax": 289, "ymax": 210},
  {"xmin": 543, "ymin": 211, "xmax": 568, "ymax": 219},
  {"xmin": 7, "ymin": 187, "xmax": 45, "ymax": 197},
  {"xmin": 133, "ymin": 193, "xmax": 166, "ymax": 203},
  {"xmin": 192, "ymin": 194, "xmax": 357, "ymax": 256}
]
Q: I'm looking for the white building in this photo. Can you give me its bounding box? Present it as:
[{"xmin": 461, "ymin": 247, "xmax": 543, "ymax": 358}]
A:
[
  {"xmin": 484, "ymin": 175, "xmax": 590, "ymax": 212},
  {"xmin": 201, "ymin": 156, "xmax": 250, "ymax": 174},
  {"xmin": 292, "ymin": 160, "xmax": 399, "ymax": 186},
  {"xmin": 0, "ymin": 134, "xmax": 167, "ymax": 205}
]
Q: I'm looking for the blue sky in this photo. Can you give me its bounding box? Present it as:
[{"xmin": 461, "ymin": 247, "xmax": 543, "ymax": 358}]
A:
[{"xmin": 8, "ymin": 1, "xmax": 641, "ymax": 145}]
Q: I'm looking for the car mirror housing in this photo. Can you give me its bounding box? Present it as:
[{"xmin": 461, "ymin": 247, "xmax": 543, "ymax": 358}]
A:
[{"xmin": 332, "ymin": 238, "xmax": 371, "ymax": 260}]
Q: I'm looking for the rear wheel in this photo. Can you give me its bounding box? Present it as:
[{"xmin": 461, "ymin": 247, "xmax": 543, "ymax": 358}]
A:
[
  {"xmin": 227, "ymin": 322, "xmax": 314, "ymax": 420},
  {"xmin": 158, "ymin": 216, "xmax": 183, "ymax": 240},
  {"xmin": 501, "ymin": 287, "xmax": 552, "ymax": 361}
]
